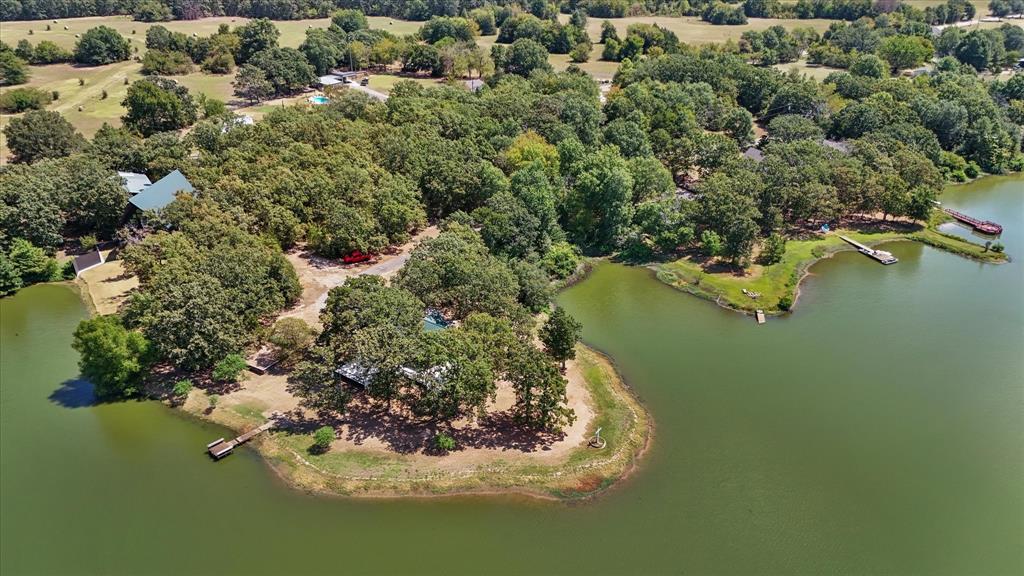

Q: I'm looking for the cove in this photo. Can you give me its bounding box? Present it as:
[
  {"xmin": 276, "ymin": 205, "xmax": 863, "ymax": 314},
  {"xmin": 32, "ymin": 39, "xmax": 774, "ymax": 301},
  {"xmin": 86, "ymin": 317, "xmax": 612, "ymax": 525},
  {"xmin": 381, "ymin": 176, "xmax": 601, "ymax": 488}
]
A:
[{"xmin": 1, "ymin": 176, "xmax": 1021, "ymax": 575}]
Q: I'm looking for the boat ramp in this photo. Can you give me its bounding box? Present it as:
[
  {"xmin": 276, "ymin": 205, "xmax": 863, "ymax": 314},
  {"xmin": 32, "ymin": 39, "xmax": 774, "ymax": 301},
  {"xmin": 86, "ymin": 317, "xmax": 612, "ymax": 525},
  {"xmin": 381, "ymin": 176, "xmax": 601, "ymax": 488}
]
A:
[{"xmin": 839, "ymin": 236, "xmax": 898, "ymax": 265}]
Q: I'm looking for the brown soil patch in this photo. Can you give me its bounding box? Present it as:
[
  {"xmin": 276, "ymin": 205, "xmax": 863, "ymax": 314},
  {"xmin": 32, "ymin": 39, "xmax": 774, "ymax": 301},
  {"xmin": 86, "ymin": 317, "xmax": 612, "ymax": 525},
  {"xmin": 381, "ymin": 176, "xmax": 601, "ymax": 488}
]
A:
[{"xmin": 76, "ymin": 254, "xmax": 138, "ymax": 315}]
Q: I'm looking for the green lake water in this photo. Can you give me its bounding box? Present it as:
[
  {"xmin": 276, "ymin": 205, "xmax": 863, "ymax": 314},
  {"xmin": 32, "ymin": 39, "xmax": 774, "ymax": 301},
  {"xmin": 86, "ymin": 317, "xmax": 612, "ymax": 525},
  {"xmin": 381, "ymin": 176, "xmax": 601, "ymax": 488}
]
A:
[{"xmin": 2, "ymin": 176, "xmax": 1022, "ymax": 575}]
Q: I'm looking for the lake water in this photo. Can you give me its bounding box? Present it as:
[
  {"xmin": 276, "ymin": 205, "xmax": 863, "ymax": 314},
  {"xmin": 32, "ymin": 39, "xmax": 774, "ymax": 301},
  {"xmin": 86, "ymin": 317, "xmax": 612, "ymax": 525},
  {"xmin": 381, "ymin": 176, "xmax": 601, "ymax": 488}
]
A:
[{"xmin": 1, "ymin": 176, "xmax": 1021, "ymax": 575}]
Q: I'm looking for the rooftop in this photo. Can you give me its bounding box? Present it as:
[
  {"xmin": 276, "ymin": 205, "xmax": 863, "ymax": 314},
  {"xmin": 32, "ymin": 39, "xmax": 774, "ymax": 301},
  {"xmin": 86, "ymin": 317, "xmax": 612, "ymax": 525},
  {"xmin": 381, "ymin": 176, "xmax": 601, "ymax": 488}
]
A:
[
  {"xmin": 128, "ymin": 170, "xmax": 194, "ymax": 212},
  {"xmin": 117, "ymin": 171, "xmax": 152, "ymax": 196}
]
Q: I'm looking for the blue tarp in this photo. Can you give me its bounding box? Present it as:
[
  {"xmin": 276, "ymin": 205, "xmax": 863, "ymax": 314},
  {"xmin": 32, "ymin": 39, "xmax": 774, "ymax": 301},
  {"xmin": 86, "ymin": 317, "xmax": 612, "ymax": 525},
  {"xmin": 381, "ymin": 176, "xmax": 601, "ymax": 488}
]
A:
[{"xmin": 128, "ymin": 170, "xmax": 194, "ymax": 212}]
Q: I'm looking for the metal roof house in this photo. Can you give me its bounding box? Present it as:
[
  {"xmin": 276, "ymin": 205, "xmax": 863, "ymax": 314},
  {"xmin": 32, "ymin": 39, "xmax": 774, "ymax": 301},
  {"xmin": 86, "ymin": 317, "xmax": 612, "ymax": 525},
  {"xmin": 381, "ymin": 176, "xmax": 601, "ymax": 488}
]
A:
[
  {"xmin": 118, "ymin": 171, "xmax": 152, "ymax": 195},
  {"xmin": 128, "ymin": 170, "xmax": 194, "ymax": 212}
]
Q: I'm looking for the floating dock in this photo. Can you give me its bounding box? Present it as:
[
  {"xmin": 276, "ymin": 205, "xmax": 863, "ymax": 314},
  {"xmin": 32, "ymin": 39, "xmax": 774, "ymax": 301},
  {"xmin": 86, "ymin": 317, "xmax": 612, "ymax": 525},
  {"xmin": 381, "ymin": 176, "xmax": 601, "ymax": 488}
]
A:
[
  {"xmin": 755, "ymin": 310, "xmax": 766, "ymax": 325},
  {"xmin": 943, "ymin": 208, "xmax": 1003, "ymax": 235},
  {"xmin": 207, "ymin": 421, "xmax": 275, "ymax": 460},
  {"xmin": 839, "ymin": 236, "xmax": 898, "ymax": 265}
]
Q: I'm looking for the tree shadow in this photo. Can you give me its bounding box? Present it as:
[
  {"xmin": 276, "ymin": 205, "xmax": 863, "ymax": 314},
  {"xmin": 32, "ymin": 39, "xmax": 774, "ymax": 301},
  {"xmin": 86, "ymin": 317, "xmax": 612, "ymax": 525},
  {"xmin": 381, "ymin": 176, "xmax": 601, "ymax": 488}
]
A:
[
  {"xmin": 48, "ymin": 378, "xmax": 97, "ymax": 409},
  {"xmin": 278, "ymin": 395, "xmax": 567, "ymax": 456}
]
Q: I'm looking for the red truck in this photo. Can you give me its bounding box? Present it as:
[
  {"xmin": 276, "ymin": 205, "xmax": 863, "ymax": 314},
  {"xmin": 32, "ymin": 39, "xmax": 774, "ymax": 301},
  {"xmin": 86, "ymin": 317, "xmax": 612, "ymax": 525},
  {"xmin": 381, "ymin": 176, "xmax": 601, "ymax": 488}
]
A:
[{"xmin": 342, "ymin": 250, "xmax": 374, "ymax": 264}]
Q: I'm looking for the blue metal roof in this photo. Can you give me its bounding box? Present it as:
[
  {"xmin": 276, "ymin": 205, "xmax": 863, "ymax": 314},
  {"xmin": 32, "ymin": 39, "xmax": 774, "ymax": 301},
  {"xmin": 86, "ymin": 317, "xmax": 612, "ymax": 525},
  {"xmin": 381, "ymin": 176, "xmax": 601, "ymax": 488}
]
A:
[
  {"xmin": 117, "ymin": 171, "xmax": 152, "ymax": 195},
  {"xmin": 128, "ymin": 170, "xmax": 194, "ymax": 212}
]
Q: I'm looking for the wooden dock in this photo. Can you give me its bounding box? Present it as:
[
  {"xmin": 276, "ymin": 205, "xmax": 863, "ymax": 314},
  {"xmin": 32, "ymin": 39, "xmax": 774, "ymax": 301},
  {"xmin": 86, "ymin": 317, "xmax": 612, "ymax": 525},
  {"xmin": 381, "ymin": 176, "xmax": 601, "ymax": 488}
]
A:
[
  {"xmin": 207, "ymin": 421, "xmax": 275, "ymax": 460},
  {"xmin": 839, "ymin": 236, "xmax": 898, "ymax": 265},
  {"xmin": 755, "ymin": 310, "xmax": 766, "ymax": 325},
  {"xmin": 943, "ymin": 208, "xmax": 1002, "ymax": 235}
]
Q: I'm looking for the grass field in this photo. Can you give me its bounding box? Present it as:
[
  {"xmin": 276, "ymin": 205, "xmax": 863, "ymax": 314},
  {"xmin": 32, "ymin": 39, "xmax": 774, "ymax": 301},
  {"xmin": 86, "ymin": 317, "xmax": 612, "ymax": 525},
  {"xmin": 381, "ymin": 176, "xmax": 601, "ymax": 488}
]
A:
[
  {"xmin": 365, "ymin": 73, "xmax": 444, "ymax": 94},
  {"xmin": 0, "ymin": 15, "xmax": 422, "ymax": 53}
]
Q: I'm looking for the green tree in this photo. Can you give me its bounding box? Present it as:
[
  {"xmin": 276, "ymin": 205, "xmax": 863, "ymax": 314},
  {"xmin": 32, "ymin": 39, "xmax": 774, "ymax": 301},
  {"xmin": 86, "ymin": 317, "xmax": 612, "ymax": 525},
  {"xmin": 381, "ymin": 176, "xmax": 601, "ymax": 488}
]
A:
[
  {"xmin": 2, "ymin": 110, "xmax": 84, "ymax": 163},
  {"xmin": 235, "ymin": 18, "xmax": 280, "ymax": 64},
  {"xmin": 212, "ymin": 353, "xmax": 247, "ymax": 383},
  {"xmin": 509, "ymin": 345, "xmax": 575, "ymax": 430},
  {"xmin": 299, "ymin": 28, "xmax": 343, "ymax": 75},
  {"xmin": 122, "ymin": 77, "xmax": 198, "ymax": 136},
  {"xmin": 74, "ymin": 26, "xmax": 131, "ymax": 66},
  {"xmin": 232, "ymin": 64, "xmax": 273, "ymax": 103},
  {"xmin": 0, "ymin": 251, "xmax": 23, "ymax": 296},
  {"xmin": 6, "ymin": 238, "xmax": 59, "ymax": 284},
  {"xmin": 0, "ymin": 50, "xmax": 29, "ymax": 85},
  {"xmin": 502, "ymin": 38, "xmax": 552, "ymax": 76},
  {"xmin": 396, "ymin": 225, "xmax": 520, "ymax": 320},
  {"xmin": 759, "ymin": 233, "xmax": 786, "ymax": 266},
  {"xmin": 878, "ymin": 35, "xmax": 934, "ymax": 72},
  {"xmin": 71, "ymin": 315, "xmax": 151, "ymax": 399},
  {"xmin": 332, "ymin": 9, "xmax": 368, "ymax": 33},
  {"xmin": 268, "ymin": 317, "xmax": 316, "ymax": 364},
  {"xmin": 249, "ymin": 47, "xmax": 316, "ymax": 95},
  {"xmin": 540, "ymin": 307, "xmax": 582, "ymax": 369}
]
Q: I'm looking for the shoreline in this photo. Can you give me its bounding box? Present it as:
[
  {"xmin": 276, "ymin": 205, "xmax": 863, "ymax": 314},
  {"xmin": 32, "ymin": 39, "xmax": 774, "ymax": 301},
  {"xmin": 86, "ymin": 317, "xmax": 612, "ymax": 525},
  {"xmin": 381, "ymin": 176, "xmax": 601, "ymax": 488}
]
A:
[
  {"xmin": 655, "ymin": 216, "xmax": 1009, "ymax": 317},
  {"xmin": 178, "ymin": 345, "xmax": 652, "ymax": 501}
]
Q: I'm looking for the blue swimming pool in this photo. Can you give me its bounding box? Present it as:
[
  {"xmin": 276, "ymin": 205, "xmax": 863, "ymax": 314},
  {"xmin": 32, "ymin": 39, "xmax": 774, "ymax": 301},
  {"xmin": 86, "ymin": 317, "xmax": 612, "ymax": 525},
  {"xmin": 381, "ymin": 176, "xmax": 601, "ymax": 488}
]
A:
[{"xmin": 309, "ymin": 95, "xmax": 330, "ymax": 105}]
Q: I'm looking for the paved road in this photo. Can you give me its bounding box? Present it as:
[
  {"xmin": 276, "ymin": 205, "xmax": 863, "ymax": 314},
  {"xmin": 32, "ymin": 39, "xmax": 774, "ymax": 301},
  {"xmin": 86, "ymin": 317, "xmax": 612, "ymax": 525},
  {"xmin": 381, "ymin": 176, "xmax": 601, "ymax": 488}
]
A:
[{"xmin": 349, "ymin": 83, "xmax": 389, "ymax": 101}]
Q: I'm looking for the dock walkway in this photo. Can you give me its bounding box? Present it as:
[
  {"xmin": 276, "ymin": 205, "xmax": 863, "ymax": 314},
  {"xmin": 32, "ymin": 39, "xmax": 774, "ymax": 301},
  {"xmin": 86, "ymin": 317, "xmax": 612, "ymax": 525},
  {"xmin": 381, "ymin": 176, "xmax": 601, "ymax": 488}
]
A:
[
  {"xmin": 943, "ymin": 208, "xmax": 1003, "ymax": 235},
  {"xmin": 207, "ymin": 420, "xmax": 275, "ymax": 459},
  {"xmin": 839, "ymin": 236, "xmax": 898, "ymax": 265}
]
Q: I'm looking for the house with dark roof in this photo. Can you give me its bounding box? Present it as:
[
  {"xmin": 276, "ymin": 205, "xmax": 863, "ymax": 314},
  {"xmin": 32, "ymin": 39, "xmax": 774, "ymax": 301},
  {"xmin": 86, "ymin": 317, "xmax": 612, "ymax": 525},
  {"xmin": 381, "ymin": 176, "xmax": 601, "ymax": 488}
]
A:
[
  {"xmin": 72, "ymin": 250, "xmax": 105, "ymax": 276},
  {"xmin": 127, "ymin": 170, "xmax": 194, "ymax": 213}
]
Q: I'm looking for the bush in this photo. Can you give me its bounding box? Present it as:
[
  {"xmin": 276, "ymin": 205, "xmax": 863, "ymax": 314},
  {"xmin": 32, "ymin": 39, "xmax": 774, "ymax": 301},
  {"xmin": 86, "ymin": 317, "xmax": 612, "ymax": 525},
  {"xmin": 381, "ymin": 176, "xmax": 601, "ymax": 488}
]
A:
[
  {"xmin": 569, "ymin": 41, "xmax": 591, "ymax": 63},
  {"xmin": 172, "ymin": 378, "xmax": 193, "ymax": 397},
  {"xmin": 141, "ymin": 50, "xmax": 194, "ymax": 75},
  {"xmin": 777, "ymin": 295, "xmax": 793, "ymax": 311},
  {"xmin": 212, "ymin": 353, "xmax": 248, "ymax": 383},
  {"xmin": 990, "ymin": 242, "xmax": 1005, "ymax": 253},
  {"xmin": 80, "ymin": 234, "xmax": 98, "ymax": 251},
  {"xmin": 433, "ymin": 432, "xmax": 456, "ymax": 452},
  {"xmin": 312, "ymin": 426, "xmax": 335, "ymax": 453},
  {"xmin": 0, "ymin": 87, "xmax": 52, "ymax": 113},
  {"xmin": 541, "ymin": 241, "xmax": 582, "ymax": 279},
  {"xmin": 811, "ymin": 246, "xmax": 827, "ymax": 258}
]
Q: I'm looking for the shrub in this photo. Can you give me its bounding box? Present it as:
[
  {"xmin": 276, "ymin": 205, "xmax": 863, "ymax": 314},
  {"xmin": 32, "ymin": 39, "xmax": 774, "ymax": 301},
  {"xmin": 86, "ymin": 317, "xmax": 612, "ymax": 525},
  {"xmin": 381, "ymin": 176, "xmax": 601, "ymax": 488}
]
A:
[
  {"xmin": 811, "ymin": 246, "xmax": 827, "ymax": 258},
  {"xmin": 172, "ymin": 379, "xmax": 193, "ymax": 397},
  {"xmin": 541, "ymin": 241, "xmax": 582, "ymax": 279},
  {"xmin": 212, "ymin": 353, "xmax": 248, "ymax": 382},
  {"xmin": 433, "ymin": 432, "xmax": 456, "ymax": 452},
  {"xmin": 0, "ymin": 87, "xmax": 52, "ymax": 113},
  {"xmin": 312, "ymin": 426, "xmax": 335, "ymax": 453},
  {"xmin": 777, "ymin": 295, "xmax": 793, "ymax": 311},
  {"xmin": 991, "ymin": 242, "xmax": 1005, "ymax": 253},
  {"xmin": 80, "ymin": 234, "xmax": 98, "ymax": 251},
  {"xmin": 141, "ymin": 49, "xmax": 194, "ymax": 75}
]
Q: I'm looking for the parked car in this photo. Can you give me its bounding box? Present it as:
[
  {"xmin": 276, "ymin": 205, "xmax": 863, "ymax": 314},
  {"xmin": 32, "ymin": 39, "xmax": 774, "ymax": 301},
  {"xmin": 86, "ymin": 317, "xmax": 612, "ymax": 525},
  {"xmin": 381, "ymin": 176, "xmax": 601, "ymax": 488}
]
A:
[
  {"xmin": 360, "ymin": 77, "xmax": 369, "ymax": 86},
  {"xmin": 343, "ymin": 250, "xmax": 373, "ymax": 264}
]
